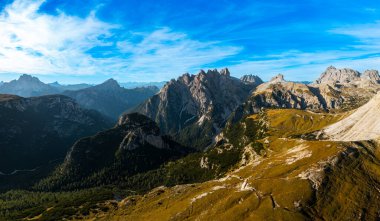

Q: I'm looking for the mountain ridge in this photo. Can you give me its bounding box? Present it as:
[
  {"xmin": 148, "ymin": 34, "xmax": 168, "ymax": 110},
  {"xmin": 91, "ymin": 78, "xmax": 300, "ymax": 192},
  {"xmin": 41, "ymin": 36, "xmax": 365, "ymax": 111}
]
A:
[
  {"xmin": 133, "ymin": 68, "xmax": 261, "ymax": 149},
  {"xmin": 63, "ymin": 79, "xmax": 159, "ymax": 120},
  {"xmin": 36, "ymin": 113, "xmax": 193, "ymax": 191}
]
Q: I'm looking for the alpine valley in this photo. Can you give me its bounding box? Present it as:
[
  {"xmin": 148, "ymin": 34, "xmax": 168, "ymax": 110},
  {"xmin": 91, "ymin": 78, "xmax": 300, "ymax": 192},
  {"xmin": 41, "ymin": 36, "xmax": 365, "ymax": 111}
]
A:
[{"xmin": 1, "ymin": 66, "xmax": 380, "ymax": 220}]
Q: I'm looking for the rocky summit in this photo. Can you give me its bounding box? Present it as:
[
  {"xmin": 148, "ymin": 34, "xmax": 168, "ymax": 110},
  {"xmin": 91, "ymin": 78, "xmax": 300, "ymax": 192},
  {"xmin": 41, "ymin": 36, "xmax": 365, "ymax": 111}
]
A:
[
  {"xmin": 228, "ymin": 67, "xmax": 380, "ymax": 127},
  {"xmin": 0, "ymin": 74, "xmax": 60, "ymax": 97},
  {"xmin": 240, "ymin": 74, "xmax": 264, "ymax": 85},
  {"xmin": 315, "ymin": 66, "xmax": 380, "ymax": 86},
  {"xmin": 133, "ymin": 68, "xmax": 262, "ymax": 149}
]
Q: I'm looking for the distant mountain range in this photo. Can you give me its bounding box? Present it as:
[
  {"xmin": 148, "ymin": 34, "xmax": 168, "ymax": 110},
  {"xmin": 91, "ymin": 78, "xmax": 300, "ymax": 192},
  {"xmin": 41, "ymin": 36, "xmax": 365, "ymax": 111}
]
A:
[
  {"xmin": 48, "ymin": 81, "xmax": 93, "ymax": 91},
  {"xmin": 0, "ymin": 75, "xmax": 160, "ymax": 120},
  {"xmin": 0, "ymin": 74, "xmax": 60, "ymax": 97},
  {"xmin": 0, "ymin": 74, "xmax": 164, "ymax": 98},
  {"xmin": 120, "ymin": 81, "xmax": 167, "ymax": 89},
  {"xmin": 63, "ymin": 79, "xmax": 159, "ymax": 120}
]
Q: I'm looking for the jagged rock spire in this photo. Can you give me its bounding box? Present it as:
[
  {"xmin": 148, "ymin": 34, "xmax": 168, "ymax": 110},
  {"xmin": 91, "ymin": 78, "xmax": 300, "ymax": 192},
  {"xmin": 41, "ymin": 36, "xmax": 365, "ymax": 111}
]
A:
[
  {"xmin": 270, "ymin": 74, "xmax": 286, "ymax": 83},
  {"xmin": 220, "ymin": 68, "xmax": 230, "ymax": 76}
]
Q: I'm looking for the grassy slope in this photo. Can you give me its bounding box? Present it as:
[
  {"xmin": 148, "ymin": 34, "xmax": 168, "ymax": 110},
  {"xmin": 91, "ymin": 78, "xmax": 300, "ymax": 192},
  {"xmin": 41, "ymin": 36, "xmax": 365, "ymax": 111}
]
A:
[
  {"xmin": 4, "ymin": 109, "xmax": 380, "ymax": 220},
  {"xmin": 79, "ymin": 109, "xmax": 380, "ymax": 221}
]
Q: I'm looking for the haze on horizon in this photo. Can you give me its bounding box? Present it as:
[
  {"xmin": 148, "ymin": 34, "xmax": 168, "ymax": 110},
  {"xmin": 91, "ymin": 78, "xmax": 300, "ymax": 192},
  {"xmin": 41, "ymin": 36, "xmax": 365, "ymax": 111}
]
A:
[{"xmin": 0, "ymin": 0, "xmax": 379, "ymax": 84}]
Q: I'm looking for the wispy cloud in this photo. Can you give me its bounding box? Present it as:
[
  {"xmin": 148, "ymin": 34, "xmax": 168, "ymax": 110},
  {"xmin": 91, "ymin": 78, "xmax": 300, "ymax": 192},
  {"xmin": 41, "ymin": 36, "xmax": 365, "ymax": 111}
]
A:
[
  {"xmin": 330, "ymin": 21, "xmax": 380, "ymax": 50},
  {"xmin": 0, "ymin": 0, "xmax": 241, "ymax": 82},
  {"xmin": 229, "ymin": 21, "xmax": 380, "ymax": 81},
  {"xmin": 116, "ymin": 28, "xmax": 241, "ymax": 80},
  {"xmin": 0, "ymin": 0, "xmax": 117, "ymax": 76},
  {"xmin": 229, "ymin": 50, "xmax": 380, "ymax": 82}
]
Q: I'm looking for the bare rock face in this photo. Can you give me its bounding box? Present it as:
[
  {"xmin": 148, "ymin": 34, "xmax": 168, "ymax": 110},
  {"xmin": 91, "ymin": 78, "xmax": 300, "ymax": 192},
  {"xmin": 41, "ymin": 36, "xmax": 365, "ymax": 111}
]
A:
[
  {"xmin": 220, "ymin": 68, "xmax": 230, "ymax": 76},
  {"xmin": 315, "ymin": 66, "xmax": 361, "ymax": 84},
  {"xmin": 315, "ymin": 66, "xmax": 380, "ymax": 86},
  {"xmin": 240, "ymin": 74, "xmax": 264, "ymax": 86},
  {"xmin": 117, "ymin": 113, "xmax": 167, "ymax": 150},
  {"xmin": 323, "ymin": 92, "xmax": 380, "ymax": 141},
  {"xmin": 249, "ymin": 79, "xmax": 340, "ymax": 112},
  {"xmin": 270, "ymin": 74, "xmax": 286, "ymax": 83},
  {"xmin": 132, "ymin": 68, "xmax": 258, "ymax": 149},
  {"xmin": 362, "ymin": 70, "xmax": 380, "ymax": 83},
  {"xmin": 228, "ymin": 67, "xmax": 380, "ymax": 126}
]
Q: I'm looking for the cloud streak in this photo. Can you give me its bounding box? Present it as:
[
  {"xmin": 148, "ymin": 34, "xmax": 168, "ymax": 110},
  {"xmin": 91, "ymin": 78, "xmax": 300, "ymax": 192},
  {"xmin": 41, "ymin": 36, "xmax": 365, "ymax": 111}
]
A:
[
  {"xmin": 229, "ymin": 21, "xmax": 380, "ymax": 81},
  {"xmin": 0, "ymin": 0, "xmax": 241, "ymax": 82},
  {"xmin": 0, "ymin": 0, "xmax": 117, "ymax": 76}
]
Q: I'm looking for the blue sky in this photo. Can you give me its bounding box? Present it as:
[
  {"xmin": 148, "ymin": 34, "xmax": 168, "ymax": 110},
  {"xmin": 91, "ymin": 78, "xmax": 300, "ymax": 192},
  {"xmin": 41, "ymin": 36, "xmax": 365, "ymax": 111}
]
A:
[{"xmin": 0, "ymin": 0, "xmax": 379, "ymax": 83}]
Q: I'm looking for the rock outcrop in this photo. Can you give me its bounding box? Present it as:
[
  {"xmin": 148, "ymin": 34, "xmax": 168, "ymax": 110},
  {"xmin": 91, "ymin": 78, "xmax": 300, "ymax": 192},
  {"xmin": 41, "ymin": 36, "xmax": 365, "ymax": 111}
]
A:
[
  {"xmin": 315, "ymin": 66, "xmax": 380, "ymax": 86},
  {"xmin": 228, "ymin": 67, "xmax": 380, "ymax": 126},
  {"xmin": 133, "ymin": 68, "xmax": 258, "ymax": 149},
  {"xmin": 323, "ymin": 92, "xmax": 380, "ymax": 141},
  {"xmin": 243, "ymin": 74, "xmax": 342, "ymax": 112},
  {"xmin": 240, "ymin": 74, "xmax": 264, "ymax": 86},
  {"xmin": 315, "ymin": 66, "xmax": 361, "ymax": 84},
  {"xmin": 269, "ymin": 74, "xmax": 286, "ymax": 83},
  {"xmin": 362, "ymin": 70, "xmax": 380, "ymax": 84}
]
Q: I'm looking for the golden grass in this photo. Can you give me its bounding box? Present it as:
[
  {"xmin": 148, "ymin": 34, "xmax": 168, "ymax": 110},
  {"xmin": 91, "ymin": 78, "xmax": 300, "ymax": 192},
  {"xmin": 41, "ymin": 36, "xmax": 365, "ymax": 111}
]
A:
[{"xmin": 79, "ymin": 109, "xmax": 380, "ymax": 221}]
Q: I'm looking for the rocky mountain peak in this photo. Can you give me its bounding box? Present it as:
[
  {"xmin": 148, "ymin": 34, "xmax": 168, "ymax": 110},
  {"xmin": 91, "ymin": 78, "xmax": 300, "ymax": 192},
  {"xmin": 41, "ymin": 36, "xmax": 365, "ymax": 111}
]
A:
[
  {"xmin": 18, "ymin": 74, "xmax": 40, "ymax": 83},
  {"xmin": 49, "ymin": 81, "xmax": 61, "ymax": 87},
  {"xmin": 315, "ymin": 66, "xmax": 361, "ymax": 84},
  {"xmin": 0, "ymin": 74, "xmax": 59, "ymax": 97},
  {"xmin": 240, "ymin": 74, "xmax": 264, "ymax": 86},
  {"xmin": 270, "ymin": 74, "xmax": 286, "ymax": 83},
  {"xmin": 101, "ymin": 78, "xmax": 120, "ymax": 87},
  {"xmin": 198, "ymin": 69, "xmax": 207, "ymax": 75},
  {"xmin": 327, "ymin": 65, "xmax": 337, "ymax": 71},
  {"xmin": 118, "ymin": 113, "xmax": 158, "ymax": 129},
  {"xmin": 220, "ymin": 68, "xmax": 230, "ymax": 76},
  {"xmin": 92, "ymin": 78, "xmax": 121, "ymax": 91},
  {"xmin": 134, "ymin": 67, "xmax": 257, "ymax": 149},
  {"xmin": 362, "ymin": 70, "xmax": 380, "ymax": 83},
  {"xmin": 180, "ymin": 73, "xmax": 193, "ymax": 85}
]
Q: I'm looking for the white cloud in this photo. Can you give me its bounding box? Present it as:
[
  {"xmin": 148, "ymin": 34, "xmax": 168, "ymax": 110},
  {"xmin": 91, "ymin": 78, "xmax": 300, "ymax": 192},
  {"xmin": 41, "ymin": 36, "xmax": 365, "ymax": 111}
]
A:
[
  {"xmin": 0, "ymin": 0, "xmax": 241, "ymax": 82},
  {"xmin": 116, "ymin": 28, "xmax": 241, "ymax": 80},
  {"xmin": 330, "ymin": 21, "xmax": 380, "ymax": 50},
  {"xmin": 229, "ymin": 22, "xmax": 380, "ymax": 82},
  {"xmin": 0, "ymin": 0, "xmax": 117, "ymax": 76}
]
